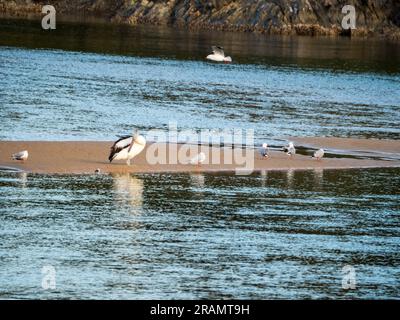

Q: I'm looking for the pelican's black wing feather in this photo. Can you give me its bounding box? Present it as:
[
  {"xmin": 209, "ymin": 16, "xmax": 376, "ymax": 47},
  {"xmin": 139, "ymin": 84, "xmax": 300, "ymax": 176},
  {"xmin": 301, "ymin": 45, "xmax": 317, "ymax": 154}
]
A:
[{"xmin": 109, "ymin": 135, "xmax": 132, "ymax": 162}]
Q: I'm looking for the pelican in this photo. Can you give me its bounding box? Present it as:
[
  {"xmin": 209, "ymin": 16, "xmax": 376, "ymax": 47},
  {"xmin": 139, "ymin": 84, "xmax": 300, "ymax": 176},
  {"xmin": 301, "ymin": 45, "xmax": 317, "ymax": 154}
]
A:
[
  {"xmin": 313, "ymin": 148, "xmax": 325, "ymax": 160},
  {"xmin": 260, "ymin": 143, "xmax": 269, "ymax": 158},
  {"xmin": 283, "ymin": 142, "xmax": 296, "ymax": 156},
  {"xmin": 206, "ymin": 46, "xmax": 232, "ymax": 63},
  {"xmin": 189, "ymin": 152, "xmax": 206, "ymax": 165},
  {"xmin": 109, "ymin": 130, "xmax": 146, "ymax": 166},
  {"xmin": 12, "ymin": 150, "xmax": 28, "ymax": 161}
]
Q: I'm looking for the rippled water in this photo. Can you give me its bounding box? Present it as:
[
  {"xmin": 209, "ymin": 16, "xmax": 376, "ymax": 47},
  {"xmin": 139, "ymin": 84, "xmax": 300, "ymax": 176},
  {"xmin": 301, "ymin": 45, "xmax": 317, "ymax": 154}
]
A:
[
  {"xmin": 0, "ymin": 18, "xmax": 399, "ymax": 299},
  {"xmin": 0, "ymin": 169, "xmax": 399, "ymax": 299},
  {"xmin": 0, "ymin": 19, "xmax": 399, "ymax": 143}
]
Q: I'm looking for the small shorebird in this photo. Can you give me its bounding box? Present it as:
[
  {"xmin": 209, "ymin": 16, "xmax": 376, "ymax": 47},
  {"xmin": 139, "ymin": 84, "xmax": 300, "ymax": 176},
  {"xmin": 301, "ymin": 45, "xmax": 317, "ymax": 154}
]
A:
[
  {"xmin": 12, "ymin": 150, "xmax": 29, "ymax": 161},
  {"xmin": 260, "ymin": 143, "xmax": 269, "ymax": 158},
  {"xmin": 313, "ymin": 148, "xmax": 325, "ymax": 160},
  {"xmin": 189, "ymin": 152, "xmax": 206, "ymax": 165},
  {"xmin": 283, "ymin": 142, "xmax": 296, "ymax": 156},
  {"xmin": 206, "ymin": 46, "xmax": 232, "ymax": 63},
  {"xmin": 109, "ymin": 130, "xmax": 146, "ymax": 166}
]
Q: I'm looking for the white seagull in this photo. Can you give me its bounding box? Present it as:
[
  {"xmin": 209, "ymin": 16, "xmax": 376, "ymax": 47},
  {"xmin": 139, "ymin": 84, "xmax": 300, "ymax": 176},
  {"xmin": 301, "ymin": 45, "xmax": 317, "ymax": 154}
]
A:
[
  {"xmin": 313, "ymin": 148, "xmax": 325, "ymax": 160},
  {"xmin": 12, "ymin": 150, "xmax": 29, "ymax": 161},
  {"xmin": 260, "ymin": 143, "xmax": 269, "ymax": 158},
  {"xmin": 189, "ymin": 152, "xmax": 206, "ymax": 165},
  {"xmin": 206, "ymin": 46, "xmax": 232, "ymax": 63},
  {"xmin": 283, "ymin": 142, "xmax": 296, "ymax": 156},
  {"xmin": 109, "ymin": 130, "xmax": 146, "ymax": 166}
]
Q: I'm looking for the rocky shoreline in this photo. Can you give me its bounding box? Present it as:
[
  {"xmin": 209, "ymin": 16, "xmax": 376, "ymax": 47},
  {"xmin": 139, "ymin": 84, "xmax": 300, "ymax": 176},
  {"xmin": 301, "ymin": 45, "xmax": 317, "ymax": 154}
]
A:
[{"xmin": 1, "ymin": 0, "xmax": 400, "ymax": 39}]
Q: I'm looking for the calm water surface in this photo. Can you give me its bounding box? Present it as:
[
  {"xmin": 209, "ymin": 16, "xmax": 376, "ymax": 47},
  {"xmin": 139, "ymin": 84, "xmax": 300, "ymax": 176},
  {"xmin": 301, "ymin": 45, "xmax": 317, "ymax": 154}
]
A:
[
  {"xmin": 0, "ymin": 169, "xmax": 399, "ymax": 299},
  {"xmin": 0, "ymin": 18, "xmax": 399, "ymax": 299}
]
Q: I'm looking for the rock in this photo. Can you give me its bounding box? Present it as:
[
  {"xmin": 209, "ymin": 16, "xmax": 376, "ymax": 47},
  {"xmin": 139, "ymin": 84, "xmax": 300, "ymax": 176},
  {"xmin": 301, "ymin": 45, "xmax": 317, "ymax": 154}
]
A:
[{"xmin": 0, "ymin": 0, "xmax": 399, "ymax": 39}]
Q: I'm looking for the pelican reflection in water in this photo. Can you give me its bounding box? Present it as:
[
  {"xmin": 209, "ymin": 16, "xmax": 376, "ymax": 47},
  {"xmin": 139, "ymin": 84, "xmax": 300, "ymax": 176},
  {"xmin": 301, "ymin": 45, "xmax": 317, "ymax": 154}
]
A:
[{"xmin": 112, "ymin": 173, "xmax": 144, "ymax": 213}]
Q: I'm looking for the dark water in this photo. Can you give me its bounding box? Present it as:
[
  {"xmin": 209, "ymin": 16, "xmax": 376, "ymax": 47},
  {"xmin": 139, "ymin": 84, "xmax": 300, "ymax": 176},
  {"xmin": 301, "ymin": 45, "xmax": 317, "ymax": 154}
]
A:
[
  {"xmin": 0, "ymin": 18, "xmax": 399, "ymax": 143},
  {"xmin": 0, "ymin": 169, "xmax": 399, "ymax": 299},
  {"xmin": 0, "ymin": 18, "xmax": 399, "ymax": 299},
  {"xmin": 1, "ymin": 17, "xmax": 400, "ymax": 73}
]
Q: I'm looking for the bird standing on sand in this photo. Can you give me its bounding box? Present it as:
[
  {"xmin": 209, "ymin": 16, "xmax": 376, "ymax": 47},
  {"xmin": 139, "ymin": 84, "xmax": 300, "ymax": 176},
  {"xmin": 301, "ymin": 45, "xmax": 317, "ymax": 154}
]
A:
[
  {"xmin": 109, "ymin": 130, "xmax": 146, "ymax": 166},
  {"xmin": 313, "ymin": 148, "xmax": 325, "ymax": 160},
  {"xmin": 206, "ymin": 46, "xmax": 232, "ymax": 63},
  {"xmin": 260, "ymin": 143, "xmax": 269, "ymax": 158},
  {"xmin": 283, "ymin": 142, "xmax": 296, "ymax": 156},
  {"xmin": 189, "ymin": 152, "xmax": 206, "ymax": 165},
  {"xmin": 12, "ymin": 150, "xmax": 28, "ymax": 161}
]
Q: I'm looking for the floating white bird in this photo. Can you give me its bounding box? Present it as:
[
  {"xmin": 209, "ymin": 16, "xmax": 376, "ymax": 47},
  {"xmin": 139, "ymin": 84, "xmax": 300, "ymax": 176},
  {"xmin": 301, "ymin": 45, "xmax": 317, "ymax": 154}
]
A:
[
  {"xmin": 260, "ymin": 143, "xmax": 269, "ymax": 158},
  {"xmin": 12, "ymin": 150, "xmax": 28, "ymax": 161},
  {"xmin": 109, "ymin": 130, "xmax": 146, "ymax": 166},
  {"xmin": 313, "ymin": 148, "xmax": 325, "ymax": 160},
  {"xmin": 189, "ymin": 152, "xmax": 206, "ymax": 165},
  {"xmin": 206, "ymin": 46, "xmax": 232, "ymax": 63},
  {"xmin": 283, "ymin": 142, "xmax": 296, "ymax": 156}
]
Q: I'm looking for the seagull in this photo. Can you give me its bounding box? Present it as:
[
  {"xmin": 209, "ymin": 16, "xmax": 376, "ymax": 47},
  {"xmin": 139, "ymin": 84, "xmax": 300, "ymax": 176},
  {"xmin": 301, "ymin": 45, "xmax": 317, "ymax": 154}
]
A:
[
  {"xmin": 189, "ymin": 152, "xmax": 206, "ymax": 165},
  {"xmin": 283, "ymin": 142, "xmax": 296, "ymax": 156},
  {"xmin": 206, "ymin": 46, "xmax": 232, "ymax": 63},
  {"xmin": 109, "ymin": 130, "xmax": 146, "ymax": 166},
  {"xmin": 12, "ymin": 150, "xmax": 28, "ymax": 161},
  {"xmin": 313, "ymin": 148, "xmax": 325, "ymax": 160},
  {"xmin": 260, "ymin": 143, "xmax": 269, "ymax": 158}
]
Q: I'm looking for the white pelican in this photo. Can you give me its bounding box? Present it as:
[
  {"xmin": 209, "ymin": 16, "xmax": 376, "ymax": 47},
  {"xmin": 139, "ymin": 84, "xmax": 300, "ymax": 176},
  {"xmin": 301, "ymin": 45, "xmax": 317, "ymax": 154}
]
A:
[
  {"xmin": 283, "ymin": 142, "xmax": 296, "ymax": 156},
  {"xmin": 313, "ymin": 148, "xmax": 325, "ymax": 160},
  {"xmin": 12, "ymin": 150, "xmax": 28, "ymax": 161},
  {"xmin": 109, "ymin": 130, "xmax": 146, "ymax": 165},
  {"xmin": 206, "ymin": 46, "xmax": 232, "ymax": 63},
  {"xmin": 189, "ymin": 152, "xmax": 206, "ymax": 165},
  {"xmin": 260, "ymin": 143, "xmax": 269, "ymax": 158}
]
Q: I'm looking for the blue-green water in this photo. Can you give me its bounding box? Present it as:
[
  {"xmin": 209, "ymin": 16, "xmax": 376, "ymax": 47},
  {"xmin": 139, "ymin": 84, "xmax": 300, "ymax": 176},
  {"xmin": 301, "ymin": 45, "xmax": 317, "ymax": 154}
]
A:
[
  {"xmin": 0, "ymin": 18, "xmax": 399, "ymax": 299},
  {"xmin": 0, "ymin": 169, "xmax": 399, "ymax": 299}
]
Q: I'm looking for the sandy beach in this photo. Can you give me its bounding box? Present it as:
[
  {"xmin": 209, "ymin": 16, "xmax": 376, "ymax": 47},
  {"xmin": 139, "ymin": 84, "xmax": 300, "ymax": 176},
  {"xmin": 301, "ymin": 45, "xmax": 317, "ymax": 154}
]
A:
[{"xmin": 1, "ymin": 139, "xmax": 399, "ymax": 174}]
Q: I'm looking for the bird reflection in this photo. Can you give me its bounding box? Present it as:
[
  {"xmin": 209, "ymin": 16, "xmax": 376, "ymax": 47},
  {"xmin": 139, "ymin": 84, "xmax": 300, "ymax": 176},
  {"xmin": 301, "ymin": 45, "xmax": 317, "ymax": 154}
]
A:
[
  {"xmin": 313, "ymin": 168, "xmax": 324, "ymax": 188},
  {"xmin": 286, "ymin": 168, "xmax": 295, "ymax": 187},
  {"xmin": 190, "ymin": 173, "xmax": 205, "ymax": 189},
  {"xmin": 260, "ymin": 170, "xmax": 268, "ymax": 187},
  {"xmin": 18, "ymin": 172, "xmax": 27, "ymax": 188},
  {"xmin": 112, "ymin": 173, "xmax": 144, "ymax": 213}
]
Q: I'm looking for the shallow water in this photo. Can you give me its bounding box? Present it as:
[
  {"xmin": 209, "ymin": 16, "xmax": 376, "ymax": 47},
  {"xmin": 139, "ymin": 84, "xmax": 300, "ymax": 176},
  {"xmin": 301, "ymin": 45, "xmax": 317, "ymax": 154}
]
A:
[
  {"xmin": 0, "ymin": 19, "xmax": 399, "ymax": 144},
  {"xmin": 0, "ymin": 169, "xmax": 399, "ymax": 299}
]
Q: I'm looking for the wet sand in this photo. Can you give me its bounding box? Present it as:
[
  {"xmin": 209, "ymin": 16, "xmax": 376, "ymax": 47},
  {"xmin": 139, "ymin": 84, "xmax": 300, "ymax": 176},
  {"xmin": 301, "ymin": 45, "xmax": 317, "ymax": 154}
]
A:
[
  {"xmin": 291, "ymin": 137, "xmax": 400, "ymax": 154},
  {"xmin": 0, "ymin": 139, "xmax": 399, "ymax": 174}
]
